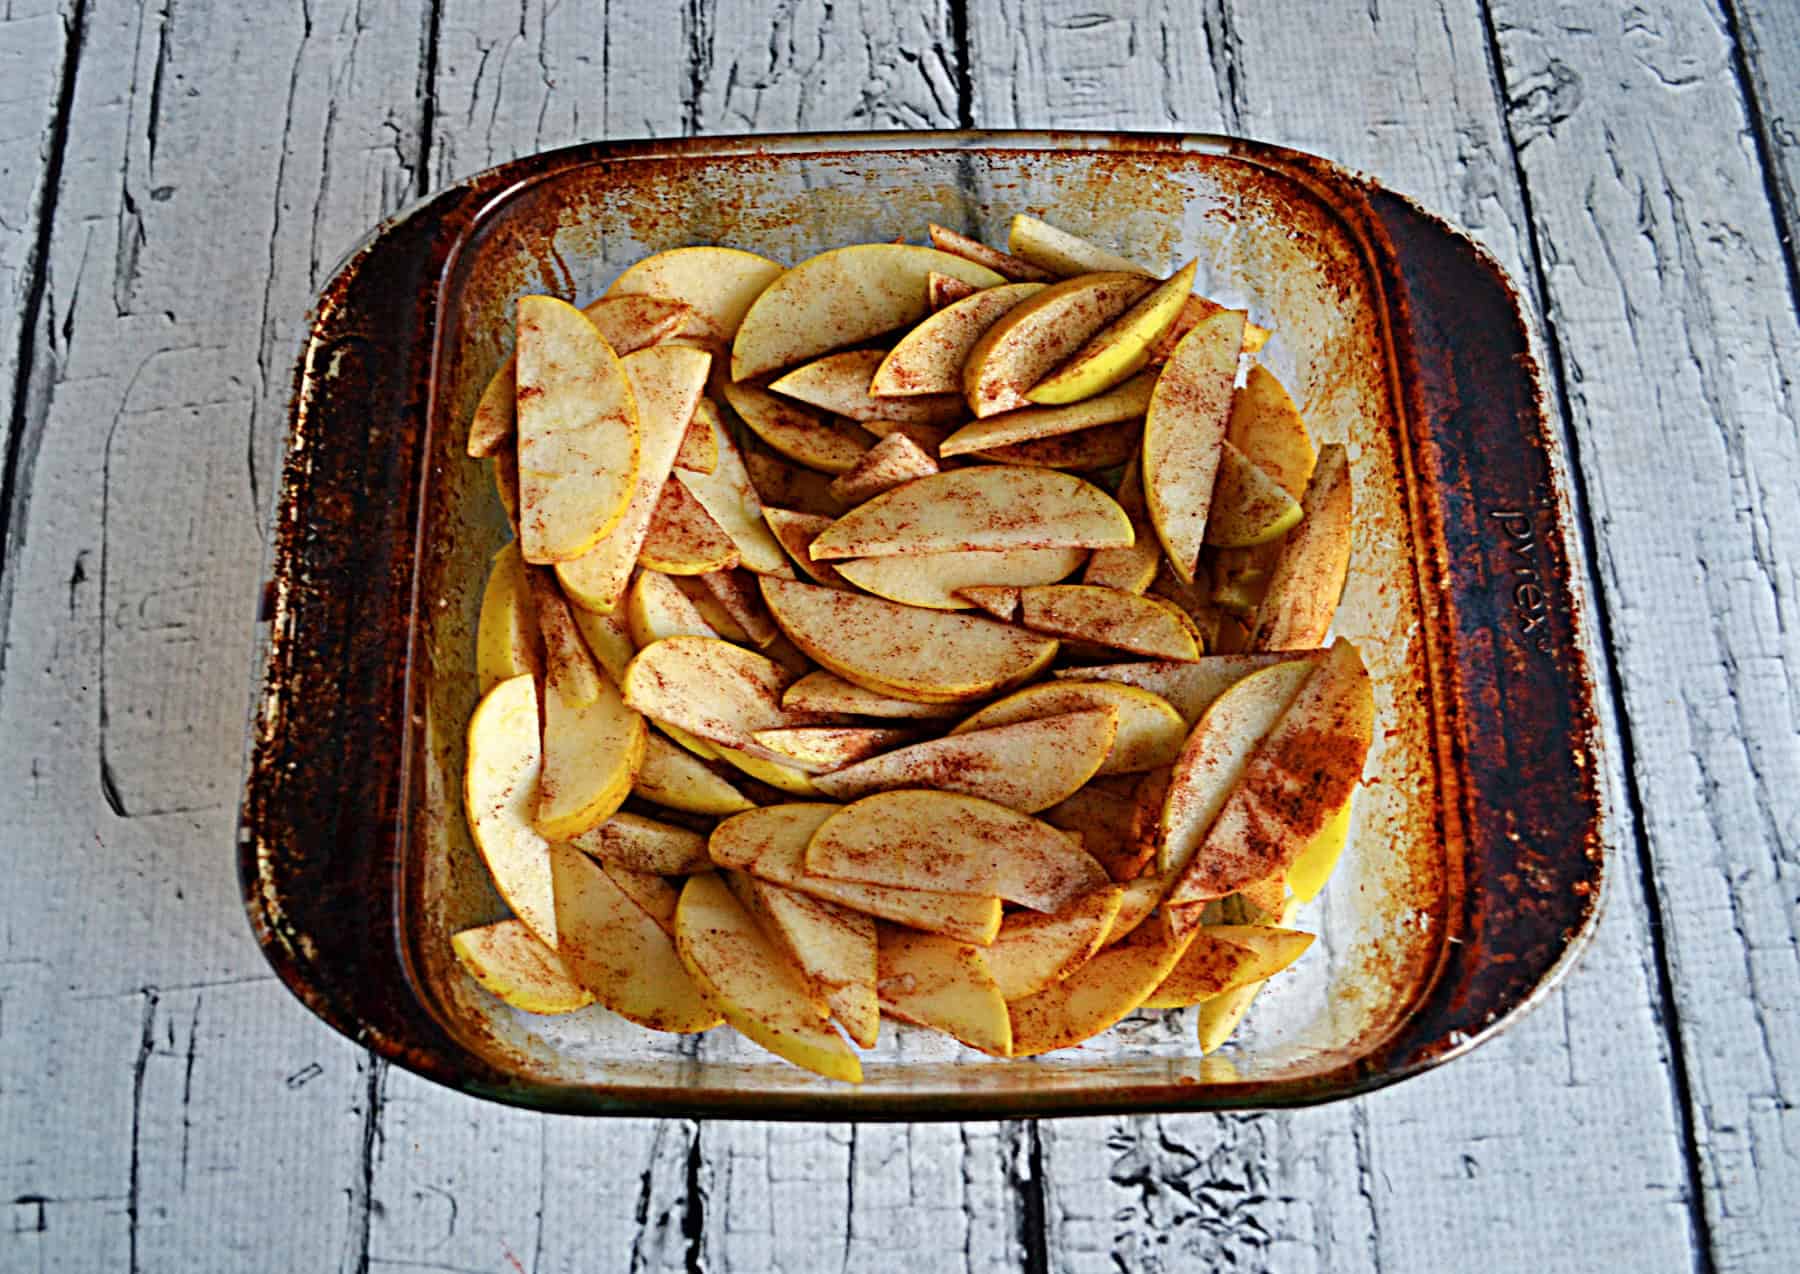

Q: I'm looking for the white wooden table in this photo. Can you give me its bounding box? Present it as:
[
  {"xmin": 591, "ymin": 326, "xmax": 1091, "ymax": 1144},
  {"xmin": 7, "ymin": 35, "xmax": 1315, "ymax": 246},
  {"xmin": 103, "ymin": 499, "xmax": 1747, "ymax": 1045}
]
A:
[{"xmin": 1, "ymin": 1, "xmax": 1794, "ymax": 1270}]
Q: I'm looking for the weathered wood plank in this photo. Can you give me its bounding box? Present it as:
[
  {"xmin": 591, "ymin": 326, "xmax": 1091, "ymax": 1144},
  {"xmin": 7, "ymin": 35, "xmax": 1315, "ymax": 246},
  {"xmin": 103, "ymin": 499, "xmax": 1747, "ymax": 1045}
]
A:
[
  {"xmin": 1723, "ymin": 0, "xmax": 1800, "ymax": 305},
  {"xmin": 1486, "ymin": 2, "xmax": 1800, "ymax": 1269}
]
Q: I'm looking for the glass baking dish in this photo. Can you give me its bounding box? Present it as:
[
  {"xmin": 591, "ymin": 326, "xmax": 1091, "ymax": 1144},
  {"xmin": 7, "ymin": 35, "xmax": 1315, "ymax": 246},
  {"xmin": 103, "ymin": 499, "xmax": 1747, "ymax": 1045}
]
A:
[{"xmin": 239, "ymin": 132, "xmax": 1606, "ymax": 1117}]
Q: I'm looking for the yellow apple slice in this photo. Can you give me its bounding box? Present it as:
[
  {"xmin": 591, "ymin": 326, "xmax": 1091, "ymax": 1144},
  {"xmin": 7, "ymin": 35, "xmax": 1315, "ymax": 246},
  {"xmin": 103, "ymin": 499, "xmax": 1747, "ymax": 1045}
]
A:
[
  {"xmin": 724, "ymin": 872, "xmax": 833, "ymax": 1018},
  {"xmin": 780, "ymin": 670, "xmax": 963, "ymax": 720},
  {"xmin": 927, "ymin": 223, "xmax": 1057, "ymax": 282},
  {"xmin": 569, "ymin": 605, "xmax": 635, "ymax": 684},
  {"xmin": 973, "ymin": 420, "xmax": 1140, "ymax": 470},
  {"xmin": 635, "ymin": 732, "xmax": 754, "ymax": 815},
  {"xmin": 451, "ymin": 919, "xmax": 594, "ymax": 1014},
  {"xmin": 1017, "ymin": 585, "xmax": 1201, "ymax": 661},
  {"xmin": 928, "ymin": 271, "xmax": 980, "ymax": 309},
  {"xmin": 809, "ymin": 791, "xmax": 1110, "ymax": 911},
  {"xmin": 515, "ymin": 296, "xmax": 640, "ymax": 563},
  {"xmin": 938, "ymin": 371, "xmax": 1153, "ymax": 456},
  {"xmin": 697, "ymin": 569, "xmax": 779, "ymax": 646},
  {"xmin": 525, "ymin": 570, "xmax": 603, "ymax": 707},
  {"xmin": 836, "ymin": 546, "xmax": 1083, "ymax": 613},
  {"xmin": 604, "ymin": 246, "xmax": 785, "ymax": 343},
  {"xmin": 1206, "ymin": 442, "xmax": 1304, "ymax": 548},
  {"xmin": 1143, "ymin": 308, "xmax": 1244, "ymax": 583},
  {"xmin": 955, "ymin": 585, "xmax": 1019, "ymax": 621},
  {"xmin": 954, "ymin": 681, "xmax": 1185, "ymax": 776},
  {"xmin": 875, "ymin": 926, "xmax": 1012, "ymax": 1055},
  {"xmin": 674, "ymin": 406, "xmax": 719, "ymax": 473},
  {"xmin": 1158, "ymin": 659, "xmax": 1316, "ymax": 880},
  {"xmin": 1228, "ymin": 364, "xmax": 1316, "ymax": 499},
  {"xmin": 534, "ymin": 629, "xmax": 646, "ymax": 842},
  {"xmin": 826, "ymin": 432, "xmax": 939, "ymax": 506},
  {"xmin": 639, "ymin": 479, "xmax": 741, "ymax": 574},
  {"xmin": 1167, "ymin": 639, "xmax": 1373, "ymax": 909},
  {"xmin": 743, "ymin": 437, "xmax": 848, "ymax": 517},
  {"xmin": 1007, "ymin": 215, "xmax": 1146, "ymax": 276},
  {"xmin": 626, "ymin": 570, "xmax": 721, "ymax": 648},
  {"xmin": 1027, "ymin": 261, "xmax": 1197, "ymax": 405},
  {"xmin": 718, "ymin": 378, "xmax": 871, "ymax": 475},
  {"xmin": 548, "ymin": 842, "xmax": 720, "ymax": 1032},
  {"xmin": 477, "ymin": 542, "xmax": 542, "ymax": 694},
  {"xmin": 749, "ymin": 878, "xmax": 881, "ymax": 1048},
  {"xmin": 771, "ymin": 349, "xmax": 965, "ymax": 424},
  {"xmin": 809, "ymin": 468, "xmax": 1131, "ymax": 560},
  {"xmin": 1061, "ymin": 652, "xmax": 1325, "ymax": 725},
  {"xmin": 467, "ymin": 295, "xmax": 693, "ymax": 457},
  {"xmin": 1082, "ymin": 460, "xmax": 1159, "ymax": 595},
  {"xmin": 1252, "ymin": 444, "xmax": 1353, "ymax": 650},
  {"xmin": 620, "ymin": 636, "xmax": 790, "ymax": 752},
  {"xmin": 761, "ymin": 507, "xmax": 848, "ymax": 586},
  {"xmin": 872, "ymin": 283, "xmax": 1046, "ymax": 396},
  {"xmin": 603, "ymin": 860, "xmax": 682, "ymax": 937},
  {"xmin": 732, "ymin": 244, "xmax": 1004, "ymax": 381},
  {"xmin": 673, "ymin": 403, "xmax": 794, "ymax": 576},
  {"xmin": 1287, "ymin": 794, "xmax": 1353, "ymax": 903},
  {"xmin": 1007, "ymin": 924, "xmax": 1196, "ymax": 1056},
  {"xmin": 1103, "ymin": 875, "xmax": 1165, "ymax": 947},
  {"xmin": 715, "ymin": 745, "xmax": 823, "ymax": 796},
  {"xmin": 964, "ymin": 272, "xmax": 1155, "ymax": 417},
  {"xmin": 551, "ymin": 344, "xmax": 713, "ymax": 612},
  {"xmin": 1042, "ymin": 785, "xmax": 1147, "ymax": 882},
  {"xmin": 569, "ymin": 810, "xmax": 711, "ymax": 875},
  {"xmin": 749, "ymin": 726, "xmax": 917, "ymax": 772},
  {"xmin": 710, "ymin": 804, "xmax": 1003, "ymax": 944},
  {"xmin": 983, "ymin": 887, "xmax": 1123, "ymax": 1001},
  {"xmin": 464, "ymin": 675, "xmax": 558, "ymax": 944},
  {"xmin": 1141, "ymin": 924, "xmax": 1314, "ymax": 1008},
  {"xmin": 760, "ymin": 577, "xmax": 1059, "ymax": 704},
  {"xmin": 1148, "ymin": 293, "xmax": 1274, "ymax": 362},
  {"xmin": 812, "ymin": 710, "xmax": 1118, "ymax": 813}
]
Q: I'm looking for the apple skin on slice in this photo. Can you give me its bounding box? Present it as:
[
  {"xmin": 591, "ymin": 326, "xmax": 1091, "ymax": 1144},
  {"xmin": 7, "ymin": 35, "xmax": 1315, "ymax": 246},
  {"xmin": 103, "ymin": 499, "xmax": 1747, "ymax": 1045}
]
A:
[
  {"xmin": 875, "ymin": 926, "xmax": 1013, "ymax": 1056},
  {"xmin": 463, "ymin": 674, "xmax": 559, "ymax": 946},
  {"xmin": 604, "ymin": 246, "xmax": 785, "ymax": 344},
  {"xmin": 771, "ymin": 349, "xmax": 966, "ymax": 425},
  {"xmin": 1287, "ymin": 794, "xmax": 1354, "ymax": 903},
  {"xmin": 964, "ymin": 272, "xmax": 1155, "ymax": 417},
  {"xmin": 835, "ymin": 545, "xmax": 1084, "ymax": 612},
  {"xmin": 982, "ymin": 886, "xmax": 1123, "ymax": 1001},
  {"xmin": 954, "ymin": 681, "xmax": 1186, "ymax": 776},
  {"xmin": 871, "ymin": 283, "xmax": 1046, "ymax": 397},
  {"xmin": 1026, "ymin": 261, "xmax": 1198, "ymax": 405},
  {"xmin": 451, "ymin": 919, "xmax": 594, "ymax": 1015},
  {"xmin": 477, "ymin": 542, "xmax": 543, "ymax": 694},
  {"xmin": 1142, "ymin": 307, "xmax": 1245, "ymax": 584},
  {"xmin": 1251, "ymin": 444, "xmax": 1354, "ymax": 651}
]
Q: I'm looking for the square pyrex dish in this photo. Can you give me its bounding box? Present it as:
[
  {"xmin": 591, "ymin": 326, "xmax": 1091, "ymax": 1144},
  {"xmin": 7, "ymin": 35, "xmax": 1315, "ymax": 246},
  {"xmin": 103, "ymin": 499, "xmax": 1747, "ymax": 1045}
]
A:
[{"xmin": 240, "ymin": 132, "xmax": 1606, "ymax": 1117}]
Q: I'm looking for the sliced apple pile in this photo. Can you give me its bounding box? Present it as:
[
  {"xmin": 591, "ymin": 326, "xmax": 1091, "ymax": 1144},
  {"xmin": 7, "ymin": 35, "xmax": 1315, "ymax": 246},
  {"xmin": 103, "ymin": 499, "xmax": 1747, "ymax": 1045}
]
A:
[{"xmin": 455, "ymin": 214, "xmax": 1372, "ymax": 1078}]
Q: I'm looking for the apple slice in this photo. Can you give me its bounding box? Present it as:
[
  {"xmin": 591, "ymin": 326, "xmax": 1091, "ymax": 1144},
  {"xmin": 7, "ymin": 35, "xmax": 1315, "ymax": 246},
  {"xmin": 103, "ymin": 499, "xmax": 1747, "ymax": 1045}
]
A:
[
  {"xmin": 1166, "ymin": 639, "xmax": 1372, "ymax": 909},
  {"xmin": 718, "ymin": 378, "xmax": 871, "ymax": 474},
  {"xmin": 955, "ymin": 585, "xmax": 1019, "ymax": 621},
  {"xmin": 826, "ymin": 432, "xmax": 939, "ymax": 506},
  {"xmin": 928, "ymin": 222, "xmax": 1057, "ymax": 282},
  {"xmin": 697, "ymin": 569, "xmax": 780, "ymax": 646},
  {"xmin": 1157, "ymin": 659, "xmax": 1316, "ymax": 879},
  {"xmin": 836, "ymin": 545, "xmax": 1084, "ymax": 612},
  {"xmin": 1288, "ymin": 794, "xmax": 1354, "ymax": 904},
  {"xmin": 732, "ymin": 244, "xmax": 1004, "ymax": 381},
  {"xmin": 1148, "ymin": 293, "xmax": 1274, "ymax": 362},
  {"xmin": 1103, "ymin": 875, "xmax": 1165, "ymax": 947},
  {"xmin": 780, "ymin": 670, "xmax": 964, "ymax": 720},
  {"xmin": 621, "ymin": 636, "xmax": 790, "ymax": 753},
  {"xmin": 1042, "ymin": 784, "xmax": 1148, "ymax": 882},
  {"xmin": 552, "ymin": 344, "xmax": 713, "ymax": 612},
  {"xmin": 1082, "ymin": 460, "xmax": 1159, "ymax": 595},
  {"xmin": 749, "ymin": 878, "xmax": 881, "ymax": 1048},
  {"xmin": 1206, "ymin": 442, "xmax": 1303, "ymax": 548},
  {"xmin": 875, "ymin": 926, "xmax": 1012, "ymax": 1055},
  {"xmin": 964, "ymin": 272, "xmax": 1155, "ymax": 417},
  {"xmin": 983, "ymin": 887, "xmax": 1123, "ymax": 1001},
  {"xmin": 808, "ymin": 468, "xmax": 1132, "ymax": 560},
  {"xmin": 749, "ymin": 725, "xmax": 917, "ymax": 772},
  {"xmin": 954, "ymin": 681, "xmax": 1185, "ymax": 775},
  {"xmin": 477, "ymin": 542, "xmax": 543, "ymax": 694},
  {"xmin": 939, "ymin": 371, "xmax": 1153, "ymax": 457},
  {"xmin": 604, "ymin": 246, "xmax": 785, "ymax": 343},
  {"xmin": 760, "ymin": 577, "xmax": 1058, "ymax": 704},
  {"xmin": 639, "ymin": 479, "xmax": 741, "ymax": 574},
  {"xmin": 928, "ymin": 271, "xmax": 980, "ymax": 309},
  {"xmin": 451, "ymin": 919, "xmax": 593, "ymax": 1014},
  {"xmin": 1017, "ymin": 585, "xmax": 1200, "ymax": 661},
  {"xmin": 812, "ymin": 710, "xmax": 1118, "ymax": 813},
  {"xmin": 534, "ymin": 626, "xmax": 646, "ymax": 842},
  {"xmin": 463, "ymin": 676, "xmax": 558, "ymax": 944},
  {"xmin": 808, "ymin": 791, "xmax": 1109, "ymax": 912},
  {"xmin": 548, "ymin": 842, "xmax": 720, "ymax": 1032},
  {"xmin": 761, "ymin": 507, "xmax": 848, "ymax": 586},
  {"xmin": 1007, "ymin": 923, "xmax": 1196, "ymax": 1056},
  {"xmin": 771, "ymin": 349, "xmax": 966, "ymax": 424},
  {"xmin": 872, "ymin": 283, "xmax": 1047, "ymax": 396},
  {"xmin": 1061, "ymin": 652, "xmax": 1324, "ymax": 725},
  {"xmin": 673, "ymin": 403, "xmax": 794, "ymax": 576},
  {"xmin": 467, "ymin": 295, "xmax": 693, "ymax": 457},
  {"xmin": 515, "ymin": 296, "xmax": 641, "ymax": 563},
  {"xmin": 1007, "ymin": 214, "xmax": 1146, "ymax": 276},
  {"xmin": 673, "ymin": 406, "xmax": 719, "ymax": 473},
  {"xmin": 743, "ymin": 440, "xmax": 848, "ymax": 517},
  {"xmin": 569, "ymin": 810, "xmax": 711, "ymax": 875},
  {"xmin": 527, "ymin": 570, "xmax": 604, "ymax": 707},
  {"xmin": 1251, "ymin": 444, "xmax": 1353, "ymax": 650},
  {"xmin": 635, "ymin": 732, "xmax": 754, "ymax": 815},
  {"xmin": 604, "ymin": 860, "xmax": 682, "ymax": 937},
  {"xmin": 1027, "ymin": 261, "xmax": 1197, "ymax": 405},
  {"xmin": 973, "ymin": 420, "xmax": 1140, "ymax": 470},
  {"xmin": 627, "ymin": 570, "xmax": 721, "ymax": 648},
  {"xmin": 714, "ymin": 745, "xmax": 823, "ymax": 797},
  {"xmin": 1228, "ymin": 364, "xmax": 1316, "ymax": 499},
  {"xmin": 1143, "ymin": 307, "xmax": 1244, "ymax": 583},
  {"xmin": 710, "ymin": 804, "xmax": 1002, "ymax": 944},
  {"xmin": 1141, "ymin": 924, "xmax": 1314, "ymax": 1008}
]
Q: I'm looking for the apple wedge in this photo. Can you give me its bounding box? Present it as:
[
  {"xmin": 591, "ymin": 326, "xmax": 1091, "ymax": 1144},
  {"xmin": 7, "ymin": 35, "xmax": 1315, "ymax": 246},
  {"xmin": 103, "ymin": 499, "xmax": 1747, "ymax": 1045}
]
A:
[
  {"xmin": 1142, "ymin": 307, "xmax": 1244, "ymax": 583},
  {"xmin": 569, "ymin": 810, "xmax": 711, "ymax": 875},
  {"xmin": 748, "ymin": 878, "xmax": 881, "ymax": 1048},
  {"xmin": 964, "ymin": 272, "xmax": 1154, "ymax": 417},
  {"xmin": 857, "ymin": 418, "xmax": 951, "ymax": 458},
  {"xmin": 604, "ymin": 246, "xmax": 785, "ymax": 343},
  {"xmin": 627, "ymin": 570, "xmax": 722, "ymax": 648},
  {"xmin": 871, "ymin": 283, "xmax": 1046, "ymax": 396},
  {"xmin": 826, "ymin": 432, "xmax": 939, "ymax": 506},
  {"xmin": 515, "ymin": 295, "xmax": 641, "ymax": 563},
  {"xmin": 569, "ymin": 606, "xmax": 635, "ymax": 685},
  {"xmin": 639, "ymin": 478, "xmax": 741, "ymax": 574},
  {"xmin": 1017, "ymin": 585, "xmax": 1201, "ymax": 661},
  {"xmin": 549, "ymin": 842, "xmax": 720, "ymax": 1033},
  {"xmin": 1165, "ymin": 639, "xmax": 1373, "ymax": 908},
  {"xmin": 527, "ymin": 570, "xmax": 604, "ymax": 706},
  {"xmin": 835, "ymin": 546, "xmax": 1084, "ymax": 612},
  {"xmin": 875, "ymin": 927, "xmax": 1012, "ymax": 1055},
  {"xmin": 939, "ymin": 371, "xmax": 1154, "ymax": 457},
  {"xmin": 451, "ymin": 919, "xmax": 593, "ymax": 1014},
  {"xmin": 709, "ymin": 803, "xmax": 1002, "ymax": 945},
  {"xmin": 1206, "ymin": 442, "xmax": 1303, "ymax": 548},
  {"xmin": 1083, "ymin": 459, "xmax": 1159, "ymax": 595},
  {"xmin": 464, "ymin": 675, "xmax": 558, "ymax": 944},
  {"xmin": 928, "ymin": 271, "xmax": 980, "ymax": 309},
  {"xmin": 761, "ymin": 507, "xmax": 848, "ymax": 586},
  {"xmin": 954, "ymin": 681, "xmax": 1186, "ymax": 775},
  {"xmin": 604, "ymin": 860, "xmax": 682, "ymax": 937},
  {"xmin": 714, "ymin": 745, "xmax": 823, "ymax": 797},
  {"xmin": 780, "ymin": 670, "xmax": 964, "ymax": 720},
  {"xmin": 955, "ymin": 585, "xmax": 1019, "ymax": 621},
  {"xmin": 718, "ymin": 378, "xmax": 871, "ymax": 475},
  {"xmin": 973, "ymin": 421, "xmax": 1140, "ymax": 470},
  {"xmin": 696, "ymin": 569, "xmax": 780, "ymax": 646},
  {"xmin": 1228, "ymin": 364, "xmax": 1316, "ymax": 499},
  {"xmin": 534, "ymin": 622, "xmax": 646, "ymax": 842},
  {"xmin": 1007, "ymin": 214, "xmax": 1146, "ymax": 277},
  {"xmin": 672, "ymin": 404, "xmax": 794, "ymax": 576},
  {"xmin": 1141, "ymin": 924, "xmax": 1314, "ymax": 1008},
  {"xmin": 1288, "ymin": 794, "xmax": 1354, "ymax": 904},
  {"xmin": 812, "ymin": 710, "xmax": 1117, "ymax": 812},
  {"xmin": 1061, "ymin": 652, "xmax": 1324, "ymax": 725},
  {"xmin": 1043, "ymin": 784, "xmax": 1149, "ymax": 882},
  {"xmin": 807, "ymin": 468, "xmax": 1132, "ymax": 560},
  {"xmin": 674, "ymin": 405, "xmax": 719, "ymax": 473},
  {"xmin": 743, "ymin": 441, "xmax": 848, "ymax": 517},
  {"xmin": 760, "ymin": 577, "xmax": 1059, "ymax": 704},
  {"xmin": 983, "ymin": 887, "xmax": 1123, "ymax": 1000},
  {"xmin": 1007, "ymin": 923, "xmax": 1196, "ymax": 1057},
  {"xmin": 749, "ymin": 725, "xmax": 917, "ymax": 772},
  {"xmin": 620, "ymin": 636, "xmax": 791, "ymax": 753},
  {"xmin": 1252, "ymin": 444, "xmax": 1353, "ymax": 650},
  {"xmin": 477, "ymin": 542, "xmax": 543, "ymax": 694},
  {"xmin": 1027, "ymin": 261, "xmax": 1196, "ymax": 405},
  {"xmin": 1103, "ymin": 875, "xmax": 1165, "ymax": 947},
  {"xmin": 771, "ymin": 349, "xmax": 965, "ymax": 424},
  {"xmin": 808, "ymin": 790, "xmax": 1109, "ymax": 912},
  {"xmin": 635, "ymin": 732, "xmax": 755, "ymax": 815},
  {"xmin": 552, "ymin": 344, "xmax": 712, "ymax": 611},
  {"xmin": 731, "ymin": 244, "xmax": 1004, "ymax": 381},
  {"xmin": 928, "ymin": 222, "xmax": 1057, "ymax": 282},
  {"xmin": 1147, "ymin": 293, "xmax": 1274, "ymax": 362}
]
